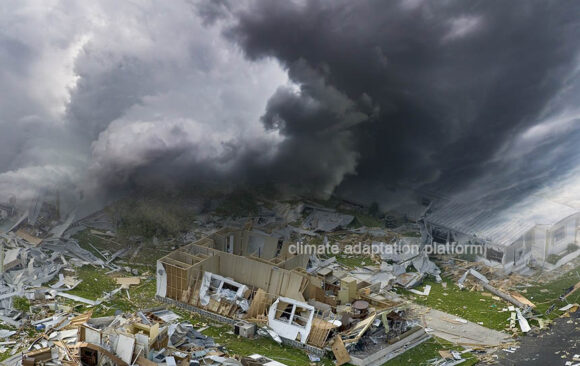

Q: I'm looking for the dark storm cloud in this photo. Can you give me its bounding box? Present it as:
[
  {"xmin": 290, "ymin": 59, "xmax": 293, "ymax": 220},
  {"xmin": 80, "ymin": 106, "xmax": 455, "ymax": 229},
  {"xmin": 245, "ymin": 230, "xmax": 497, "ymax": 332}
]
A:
[
  {"xmin": 228, "ymin": 0, "xmax": 580, "ymax": 204},
  {"xmin": 241, "ymin": 59, "xmax": 379, "ymax": 196},
  {"xmin": 0, "ymin": 0, "xmax": 579, "ymax": 214}
]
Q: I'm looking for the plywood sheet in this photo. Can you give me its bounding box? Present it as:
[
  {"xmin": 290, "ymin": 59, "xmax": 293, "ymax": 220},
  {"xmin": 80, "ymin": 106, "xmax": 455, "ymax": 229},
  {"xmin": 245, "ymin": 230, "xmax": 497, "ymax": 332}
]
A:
[
  {"xmin": 331, "ymin": 336, "xmax": 351, "ymax": 366},
  {"xmin": 115, "ymin": 277, "xmax": 141, "ymax": 287}
]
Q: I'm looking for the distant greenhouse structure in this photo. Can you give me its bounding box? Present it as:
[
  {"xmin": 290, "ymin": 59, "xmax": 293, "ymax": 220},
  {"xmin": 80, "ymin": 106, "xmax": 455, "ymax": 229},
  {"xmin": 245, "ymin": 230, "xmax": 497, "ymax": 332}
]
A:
[{"xmin": 421, "ymin": 197, "xmax": 580, "ymax": 271}]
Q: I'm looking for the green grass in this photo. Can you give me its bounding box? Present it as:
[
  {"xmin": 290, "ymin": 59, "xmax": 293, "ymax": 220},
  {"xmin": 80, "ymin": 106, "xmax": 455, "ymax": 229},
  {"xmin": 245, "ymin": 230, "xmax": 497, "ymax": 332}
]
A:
[
  {"xmin": 524, "ymin": 265, "xmax": 580, "ymax": 319},
  {"xmin": 121, "ymin": 245, "xmax": 168, "ymax": 267},
  {"xmin": 12, "ymin": 296, "xmax": 31, "ymax": 312},
  {"xmin": 400, "ymin": 277, "xmax": 513, "ymax": 331},
  {"xmin": 0, "ymin": 323, "xmax": 17, "ymax": 362},
  {"xmin": 114, "ymin": 196, "xmax": 197, "ymax": 238},
  {"xmin": 67, "ymin": 266, "xmax": 117, "ymax": 300},
  {"xmin": 91, "ymin": 275, "xmax": 159, "ymax": 317},
  {"xmin": 59, "ymin": 265, "xmax": 159, "ymax": 315},
  {"xmin": 356, "ymin": 214, "xmax": 383, "ymax": 228},
  {"xmin": 401, "ymin": 264, "xmax": 580, "ymax": 332},
  {"xmin": 336, "ymin": 254, "xmax": 371, "ymax": 269},
  {"xmin": 382, "ymin": 337, "xmax": 478, "ymax": 366}
]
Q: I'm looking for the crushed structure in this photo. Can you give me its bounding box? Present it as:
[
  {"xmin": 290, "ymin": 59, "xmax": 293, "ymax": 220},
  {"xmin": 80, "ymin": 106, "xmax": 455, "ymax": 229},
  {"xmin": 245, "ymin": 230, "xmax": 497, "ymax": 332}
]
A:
[
  {"xmin": 1, "ymin": 308, "xmax": 254, "ymax": 365},
  {"xmin": 156, "ymin": 228, "xmax": 431, "ymax": 364}
]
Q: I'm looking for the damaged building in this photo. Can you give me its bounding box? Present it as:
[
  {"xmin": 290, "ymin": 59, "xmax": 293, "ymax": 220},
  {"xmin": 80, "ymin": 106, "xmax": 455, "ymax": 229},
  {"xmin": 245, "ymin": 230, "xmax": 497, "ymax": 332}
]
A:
[
  {"xmin": 422, "ymin": 197, "xmax": 580, "ymax": 271},
  {"xmin": 156, "ymin": 227, "xmax": 430, "ymax": 365}
]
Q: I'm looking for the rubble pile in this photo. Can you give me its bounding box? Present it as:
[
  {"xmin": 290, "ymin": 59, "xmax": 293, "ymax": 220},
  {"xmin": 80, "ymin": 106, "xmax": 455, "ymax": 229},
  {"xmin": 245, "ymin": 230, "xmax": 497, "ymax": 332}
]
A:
[{"xmin": 1, "ymin": 308, "xmax": 258, "ymax": 366}]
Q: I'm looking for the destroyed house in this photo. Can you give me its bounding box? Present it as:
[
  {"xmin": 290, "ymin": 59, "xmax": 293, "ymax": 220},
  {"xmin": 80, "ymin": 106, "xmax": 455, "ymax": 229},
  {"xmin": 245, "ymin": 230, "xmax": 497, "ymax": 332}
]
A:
[
  {"xmin": 156, "ymin": 228, "xmax": 429, "ymax": 364},
  {"xmin": 423, "ymin": 197, "xmax": 580, "ymax": 270}
]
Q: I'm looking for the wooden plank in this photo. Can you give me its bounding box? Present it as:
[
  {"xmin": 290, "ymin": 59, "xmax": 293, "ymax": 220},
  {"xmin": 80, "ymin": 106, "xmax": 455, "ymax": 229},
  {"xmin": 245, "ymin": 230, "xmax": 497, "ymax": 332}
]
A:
[
  {"xmin": 115, "ymin": 277, "xmax": 141, "ymax": 287},
  {"xmin": 331, "ymin": 336, "xmax": 351, "ymax": 366},
  {"xmin": 509, "ymin": 291, "xmax": 536, "ymax": 308},
  {"xmin": 343, "ymin": 313, "xmax": 376, "ymax": 343}
]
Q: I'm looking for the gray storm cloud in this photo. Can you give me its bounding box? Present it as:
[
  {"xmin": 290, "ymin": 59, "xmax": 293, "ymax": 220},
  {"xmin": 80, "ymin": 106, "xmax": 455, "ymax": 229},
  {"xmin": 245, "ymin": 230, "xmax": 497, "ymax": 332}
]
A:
[
  {"xmin": 0, "ymin": 0, "xmax": 579, "ymax": 215},
  {"xmin": 228, "ymin": 0, "xmax": 580, "ymax": 209},
  {"xmin": 0, "ymin": 0, "xmax": 286, "ymax": 205}
]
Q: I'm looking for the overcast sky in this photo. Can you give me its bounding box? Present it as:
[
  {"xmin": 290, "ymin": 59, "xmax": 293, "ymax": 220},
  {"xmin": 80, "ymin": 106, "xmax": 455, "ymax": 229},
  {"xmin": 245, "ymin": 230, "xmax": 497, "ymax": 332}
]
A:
[{"xmin": 0, "ymin": 0, "xmax": 579, "ymax": 214}]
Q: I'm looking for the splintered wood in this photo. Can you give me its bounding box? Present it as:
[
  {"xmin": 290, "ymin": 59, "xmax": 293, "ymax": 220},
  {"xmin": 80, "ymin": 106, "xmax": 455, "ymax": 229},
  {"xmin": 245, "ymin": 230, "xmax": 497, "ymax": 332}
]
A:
[
  {"xmin": 246, "ymin": 289, "xmax": 271, "ymax": 318},
  {"xmin": 65, "ymin": 311, "xmax": 93, "ymax": 329}
]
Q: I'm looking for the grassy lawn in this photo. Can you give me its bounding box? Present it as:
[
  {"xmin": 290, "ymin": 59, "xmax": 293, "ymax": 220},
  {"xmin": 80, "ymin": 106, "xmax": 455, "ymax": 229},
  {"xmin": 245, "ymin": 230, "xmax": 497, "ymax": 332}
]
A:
[
  {"xmin": 67, "ymin": 266, "xmax": 117, "ymax": 300},
  {"xmin": 400, "ymin": 264, "xmax": 580, "ymax": 332},
  {"xmin": 524, "ymin": 265, "xmax": 580, "ymax": 319},
  {"xmin": 400, "ymin": 277, "xmax": 513, "ymax": 331},
  {"xmin": 92, "ymin": 277, "xmax": 160, "ymax": 317},
  {"xmin": 62, "ymin": 266, "xmax": 161, "ymax": 317},
  {"xmin": 382, "ymin": 337, "xmax": 478, "ymax": 366},
  {"xmin": 336, "ymin": 254, "xmax": 372, "ymax": 269},
  {"xmin": 341, "ymin": 210, "xmax": 384, "ymax": 228}
]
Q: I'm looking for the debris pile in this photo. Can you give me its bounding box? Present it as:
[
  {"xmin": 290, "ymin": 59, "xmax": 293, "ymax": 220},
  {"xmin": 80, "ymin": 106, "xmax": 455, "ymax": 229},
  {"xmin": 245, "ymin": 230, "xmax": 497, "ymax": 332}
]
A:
[
  {"xmin": 2, "ymin": 308, "xmax": 258, "ymax": 366},
  {"xmin": 156, "ymin": 228, "xmax": 437, "ymax": 365}
]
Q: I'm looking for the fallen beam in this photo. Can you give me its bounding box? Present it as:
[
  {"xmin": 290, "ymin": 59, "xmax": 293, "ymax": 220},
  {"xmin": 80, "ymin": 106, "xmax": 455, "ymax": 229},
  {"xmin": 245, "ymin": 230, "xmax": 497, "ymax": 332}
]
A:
[
  {"xmin": 481, "ymin": 283, "xmax": 528, "ymax": 309},
  {"xmin": 458, "ymin": 269, "xmax": 528, "ymax": 308}
]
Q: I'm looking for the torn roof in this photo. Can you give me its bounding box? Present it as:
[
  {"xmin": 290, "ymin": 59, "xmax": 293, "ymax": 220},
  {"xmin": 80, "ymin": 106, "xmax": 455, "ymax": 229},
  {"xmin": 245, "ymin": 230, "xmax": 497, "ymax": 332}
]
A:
[{"xmin": 425, "ymin": 195, "xmax": 579, "ymax": 247}]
